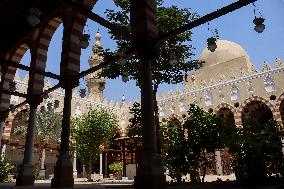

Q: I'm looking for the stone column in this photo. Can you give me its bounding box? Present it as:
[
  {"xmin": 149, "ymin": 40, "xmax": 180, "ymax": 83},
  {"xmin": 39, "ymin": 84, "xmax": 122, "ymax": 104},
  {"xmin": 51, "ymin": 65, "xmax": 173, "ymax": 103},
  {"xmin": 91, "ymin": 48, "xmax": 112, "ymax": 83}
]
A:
[
  {"xmin": 131, "ymin": 1, "xmax": 165, "ymax": 188},
  {"xmin": 99, "ymin": 153, "xmax": 103, "ymax": 175},
  {"xmin": 73, "ymin": 151, "xmax": 77, "ymax": 178},
  {"xmin": 82, "ymin": 165, "xmax": 86, "ymax": 178},
  {"xmin": 104, "ymin": 152, "xmax": 108, "ymax": 178},
  {"xmin": 215, "ymin": 150, "xmax": 223, "ymax": 176},
  {"xmin": 41, "ymin": 149, "xmax": 45, "ymax": 170},
  {"xmin": 39, "ymin": 149, "xmax": 46, "ymax": 178},
  {"xmin": 1, "ymin": 144, "xmax": 6, "ymax": 157},
  {"xmin": 0, "ymin": 117, "xmax": 6, "ymax": 152},
  {"xmin": 16, "ymin": 104, "xmax": 38, "ymax": 186},
  {"xmin": 51, "ymin": 87, "xmax": 74, "ymax": 188}
]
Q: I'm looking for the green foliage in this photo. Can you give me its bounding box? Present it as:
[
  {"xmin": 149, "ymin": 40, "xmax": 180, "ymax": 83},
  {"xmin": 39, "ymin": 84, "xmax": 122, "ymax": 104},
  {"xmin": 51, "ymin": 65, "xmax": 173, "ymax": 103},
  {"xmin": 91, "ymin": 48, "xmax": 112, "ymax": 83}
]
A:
[
  {"xmin": 109, "ymin": 162, "xmax": 123, "ymax": 179},
  {"xmin": 101, "ymin": 0, "xmax": 202, "ymax": 87},
  {"xmin": 12, "ymin": 107, "xmax": 62, "ymax": 177},
  {"xmin": 35, "ymin": 175, "xmax": 45, "ymax": 180},
  {"xmin": 109, "ymin": 162, "xmax": 123, "ymax": 171},
  {"xmin": 227, "ymin": 119, "xmax": 284, "ymax": 184},
  {"xmin": 185, "ymin": 104, "xmax": 222, "ymax": 153},
  {"xmin": 12, "ymin": 108, "xmax": 62, "ymax": 142},
  {"xmin": 183, "ymin": 104, "xmax": 223, "ymax": 182},
  {"xmin": 160, "ymin": 120, "xmax": 188, "ymax": 183},
  {"xmin": 127, "ymin": 102, "xmax": 142, "ymax": 137},
  {"xmin": 0, "ymin": 156, "xmax": 13, "ymax": 182},
  {"xmin": 72, "ymin": 108, "xmax": 118, "ymax": 179}
]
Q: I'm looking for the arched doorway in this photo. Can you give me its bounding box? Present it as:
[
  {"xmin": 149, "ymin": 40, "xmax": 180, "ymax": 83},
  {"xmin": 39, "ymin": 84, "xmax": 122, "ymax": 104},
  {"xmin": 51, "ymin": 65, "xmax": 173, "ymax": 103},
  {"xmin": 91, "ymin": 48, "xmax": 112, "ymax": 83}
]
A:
[
  {"xmin": 241, "ymin": 101, "xmax": 273, "ymax": 125},
  {"xmin": 6, "ymin": 109, "xmax": 29, "ymax": 170},
  {"xmin": 239, "ymin": 100, "xmax": 282, "ymax": 182},
  {"xmin": 216, "ymin": 107, "xmax": 235, "ymax": 127},
  {"xmin": 215, "ymin": 107, "xmax": 236, "ymax": 175},
  {"xmin": 280, "ymin": 100, "xmax": 284, "ymax": 126}
]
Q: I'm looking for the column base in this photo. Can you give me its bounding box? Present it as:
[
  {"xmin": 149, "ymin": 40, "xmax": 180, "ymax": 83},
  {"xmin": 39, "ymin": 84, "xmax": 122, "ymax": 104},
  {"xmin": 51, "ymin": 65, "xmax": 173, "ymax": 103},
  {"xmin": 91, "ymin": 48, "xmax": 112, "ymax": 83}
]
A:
[
  {"xmin": 134, "ymin": 150, "xmax": 166, "ymax": 189},
  {"xmin": 16, "ymin": 163, "xmax": 35, "ymax": 186},
  {"xmin": 73, "ymin": 171, "xmax": 77, "ymax": 178},
  {"xmin": 134, "ymin": 174, "xmax": 166, "ymax": 189},
  {"xmin": 51, "ymin": 153, "xmax": 74, "ymax": 188},
  {"xmin": 39, "ymin": 169, "xmax": 46, "ymax": 178}
]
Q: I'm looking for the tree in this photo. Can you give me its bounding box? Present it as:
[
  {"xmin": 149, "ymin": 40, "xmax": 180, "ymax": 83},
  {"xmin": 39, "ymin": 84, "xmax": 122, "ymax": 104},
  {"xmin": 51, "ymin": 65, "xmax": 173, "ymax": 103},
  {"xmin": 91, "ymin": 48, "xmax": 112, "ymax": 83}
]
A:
[
  {"xmin": 109, "ymin": 162, "xmax": 123, "ymax": 179},
  {"xmin": 12, "ymin": 106, "xmax": 62, "ymax": 177},
  {"xmin": 0, "ymin": 156, "xmax": 13, "ymax": 182},
  {"xmin": 100, "ymin": 0, "xmax": 203, "ymax": 149},
  {"xmin": 160, "ymin": 119, "xmax": 188, "ymax": 184},
  {"xmin": 227, "ymin": 119, "xmax": 284, "ymax": 184},
  {"xmin": 72, "ymin": 108, "xmax": 118, "ymax": 181},
  {"xmin": 127, "ymin": 102, "xmax": 142, "ymax": 137},
  {"xmin": 183, "ymin": 104, "xmax": 222, "ymax": 183}
]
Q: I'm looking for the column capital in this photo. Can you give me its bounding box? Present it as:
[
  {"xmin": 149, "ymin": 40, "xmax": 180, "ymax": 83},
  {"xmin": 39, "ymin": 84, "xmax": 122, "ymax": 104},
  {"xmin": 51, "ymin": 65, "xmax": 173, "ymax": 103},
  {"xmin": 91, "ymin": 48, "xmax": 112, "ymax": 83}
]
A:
[
  {"xmin": 26, "ymin": 94, "xmax": 42, "ymax": 108},
  {"xmin": 59, "ymin": 78, "xmax": 79, "ymax": 90}
]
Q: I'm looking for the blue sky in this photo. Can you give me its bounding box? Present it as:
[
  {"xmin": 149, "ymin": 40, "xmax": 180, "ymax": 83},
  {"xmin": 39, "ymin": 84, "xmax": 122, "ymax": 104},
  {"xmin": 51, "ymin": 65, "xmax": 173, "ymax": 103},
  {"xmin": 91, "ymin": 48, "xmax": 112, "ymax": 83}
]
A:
[{"xmin": 20, "ymin": 0, "xmax": 284, "ymax": 102}]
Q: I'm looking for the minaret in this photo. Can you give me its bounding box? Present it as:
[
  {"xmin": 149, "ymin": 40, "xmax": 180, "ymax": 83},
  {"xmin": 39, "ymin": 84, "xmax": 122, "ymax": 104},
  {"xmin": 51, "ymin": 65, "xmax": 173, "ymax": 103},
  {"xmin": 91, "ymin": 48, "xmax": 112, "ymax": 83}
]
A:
[{"xmin": 86, "ymin": 30, "xmax": 106, "ymax": 100}]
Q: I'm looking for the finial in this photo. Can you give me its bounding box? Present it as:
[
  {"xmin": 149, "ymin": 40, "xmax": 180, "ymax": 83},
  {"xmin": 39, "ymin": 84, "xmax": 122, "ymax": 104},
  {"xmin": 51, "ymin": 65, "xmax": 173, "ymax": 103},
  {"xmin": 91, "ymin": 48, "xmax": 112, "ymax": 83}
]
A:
[
  {"xmin": 95, "ymin": 29, "xmax": 102, "ymax": 44},
  {"xmin": 122, "ymin": 95, "xmax": 126, "ymax": 102}
]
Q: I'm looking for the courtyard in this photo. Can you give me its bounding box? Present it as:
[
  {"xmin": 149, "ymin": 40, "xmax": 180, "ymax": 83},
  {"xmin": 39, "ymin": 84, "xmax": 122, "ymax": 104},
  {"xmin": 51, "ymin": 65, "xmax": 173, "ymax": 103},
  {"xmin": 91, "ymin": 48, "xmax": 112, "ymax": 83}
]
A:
[{"xmin": 1, "ymin": 0, "xmax": 284, "ymax": 189}]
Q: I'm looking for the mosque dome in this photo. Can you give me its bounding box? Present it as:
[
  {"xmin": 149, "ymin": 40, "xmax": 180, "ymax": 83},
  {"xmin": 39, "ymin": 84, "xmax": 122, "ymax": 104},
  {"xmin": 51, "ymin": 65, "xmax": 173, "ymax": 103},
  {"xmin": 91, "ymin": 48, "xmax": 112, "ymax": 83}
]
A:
[{"xmin": 200, "ymin": 40, "xmax": 250, "ymax": 67}]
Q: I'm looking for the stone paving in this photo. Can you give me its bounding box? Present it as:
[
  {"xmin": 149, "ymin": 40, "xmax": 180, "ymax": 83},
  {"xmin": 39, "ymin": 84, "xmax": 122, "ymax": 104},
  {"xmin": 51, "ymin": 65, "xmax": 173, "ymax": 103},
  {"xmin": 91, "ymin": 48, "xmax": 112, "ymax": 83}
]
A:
[
  {"xmin": 0, "ymin": 178, "xmax": 283, "ymax": 189},
  {"xmin": 0, "ymin": 179, "xmax": 133, "ymax": 189}
]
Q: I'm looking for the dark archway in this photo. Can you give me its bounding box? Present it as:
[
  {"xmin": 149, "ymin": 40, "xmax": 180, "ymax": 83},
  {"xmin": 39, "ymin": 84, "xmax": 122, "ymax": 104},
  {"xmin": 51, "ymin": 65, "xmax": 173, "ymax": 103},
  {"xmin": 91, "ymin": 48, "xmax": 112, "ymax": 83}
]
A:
[
  {"xmin": 239, "ymin": 100, "xmax": 282, "ymax": 183},
  {"xmin": 215, "ymin": 107, "xmax": 235, "ymax": 175},
  {"xmin": 280, "ymin": 100, "xmax": 284, "ymax": 126},
  {"xmin": 241, "ymin": 100, "xmax": 273, "ymax": 125},
  {"xmin": 216, "ymin": 107, "xmax": 235, "ymax": 127}
]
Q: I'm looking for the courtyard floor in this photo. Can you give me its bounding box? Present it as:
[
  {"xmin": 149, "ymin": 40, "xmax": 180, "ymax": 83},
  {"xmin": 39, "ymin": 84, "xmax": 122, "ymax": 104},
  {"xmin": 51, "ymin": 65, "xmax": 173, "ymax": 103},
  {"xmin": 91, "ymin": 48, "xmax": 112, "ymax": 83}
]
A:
[
  {"xmin": 0, "ymin": 180, "xmax": 283, "ymax": 189},
  {"xmin": 0, "ymin": 177, "xmax": 283, "ymax": 189}
]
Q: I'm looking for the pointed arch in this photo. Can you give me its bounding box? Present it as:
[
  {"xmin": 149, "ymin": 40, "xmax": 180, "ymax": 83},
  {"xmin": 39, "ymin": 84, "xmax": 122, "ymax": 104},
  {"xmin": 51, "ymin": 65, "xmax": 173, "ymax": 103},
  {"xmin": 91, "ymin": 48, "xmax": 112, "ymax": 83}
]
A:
[
  {"xmin": 274, "ymin": 92, "xmax": 284, "ymax": 127},
  {"xmin": 167, "ymin": 114, "xmax": 184, "ymax": 125},
  {"xmin": 235, "ymin": 96, "xmax": 275, "ymax": 128},
  {"xmin": 0, "ymin": 44, "xmax": 30, "ymax": 112},
  {"xmin": 3, "ymin": 104, "xmax": 29, "ymax": 141},
  {"xmin": 214, "ymin": 103, "xmax": 235, "ymax": 115}
]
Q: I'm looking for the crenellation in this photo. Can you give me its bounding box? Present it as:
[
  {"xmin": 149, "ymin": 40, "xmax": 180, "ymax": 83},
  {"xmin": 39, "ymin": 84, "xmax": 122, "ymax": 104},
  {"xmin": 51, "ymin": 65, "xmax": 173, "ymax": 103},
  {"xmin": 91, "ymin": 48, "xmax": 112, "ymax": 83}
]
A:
[
  {"xmin": 262, "ymin": 61, "xmax": 271, "ymax": 71},
  {"xmin": 275, "ymin": 58, "xmax": 283, "ymax": 68}
]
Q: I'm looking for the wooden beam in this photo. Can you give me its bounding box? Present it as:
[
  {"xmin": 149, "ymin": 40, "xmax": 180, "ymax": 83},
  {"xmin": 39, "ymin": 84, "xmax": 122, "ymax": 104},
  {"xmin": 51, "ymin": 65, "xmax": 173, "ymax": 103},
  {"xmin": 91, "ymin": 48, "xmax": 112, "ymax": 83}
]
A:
[
  {"xmin": 0, "ymin": 58, "xmax": 60, "ymax": 80},
  {"xmin": 63, "ymin": 0, "xmax": 131, "ymax": 40},
  {"xmin": 155, "ymin": 0, "xmax": 257, "ymax": 43},
  {"xmin": 0, "ymin": 89, "xmax": 27, "ymax": 98},
  {"xmin": 78, "ymin": 48, "xmax": 136, "ymax": 79},
  {"xmin": 4, "ymin": 83, "xmax": 61, "ymax": 114}
]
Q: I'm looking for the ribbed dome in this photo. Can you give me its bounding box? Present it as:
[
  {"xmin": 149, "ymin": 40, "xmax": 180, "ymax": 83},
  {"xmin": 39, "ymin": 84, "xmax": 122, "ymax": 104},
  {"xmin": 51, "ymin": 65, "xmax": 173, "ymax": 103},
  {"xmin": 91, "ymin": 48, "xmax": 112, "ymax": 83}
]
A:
[{"xmin": 200, "ymin": 40, "xmax": 249, "ymax": 67}]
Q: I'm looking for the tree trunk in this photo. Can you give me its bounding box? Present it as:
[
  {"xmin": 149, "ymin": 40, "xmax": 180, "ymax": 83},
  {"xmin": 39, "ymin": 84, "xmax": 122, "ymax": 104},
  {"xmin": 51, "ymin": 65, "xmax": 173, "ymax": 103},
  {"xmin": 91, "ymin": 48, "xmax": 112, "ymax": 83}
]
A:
[
  {"xmin": 189, "ymin": 168, "xmax": 200, "ymax": 184},
  {"xmin": 87, "ymin": 160, "xmax": 92, "ymax": 182},
  {"xmin": 35, "ymin": 141, "xmax": 44, "ymax": 177},
  {"xmin": 202, "ymin": 150, "xmax": 207, "ymax": 183},
  {"xmin": 153, "ymin": 84, "xmax": 161, "ymax": 154}
]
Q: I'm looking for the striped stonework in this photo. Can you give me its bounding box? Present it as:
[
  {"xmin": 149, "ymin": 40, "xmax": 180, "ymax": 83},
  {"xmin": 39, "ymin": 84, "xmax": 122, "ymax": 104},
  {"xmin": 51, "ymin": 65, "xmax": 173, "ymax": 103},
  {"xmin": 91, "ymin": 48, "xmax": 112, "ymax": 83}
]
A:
[
  {"xmin": 168, "ymin": 114, "xmax": 184, "ymax": 124},
  {"xmin": 3, "ymin": 104, "xmax": 29, "ymax": 140},
  {"xmin": 0, "ymin": 44, "xmax": 29, "ymax": 112},
  {"xmin": 214, "ymin": 103, "xmax": 235, "ymax": 115},
  {"xmin": 60, "ymin": 16, "xmax": 85, "ymax": 87},
  {"xmin": 274, "ymin": 92, "xmax": 284, "ymax": 127},
  {"xmin": 235, "ymin": 96, "xmax": 276, "ymax": 129},
  {"xmin": 59, "ymin": 0, "xmax": 98, "ymax": 85},
  {"xmin": 27, "ymin": 18, "xmax": 63, "ymax": 97}
]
